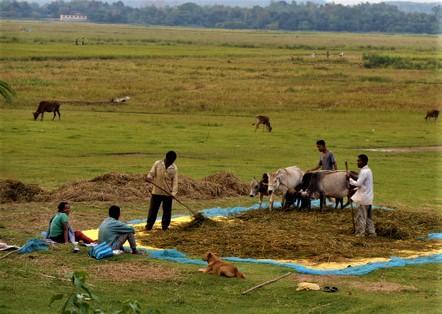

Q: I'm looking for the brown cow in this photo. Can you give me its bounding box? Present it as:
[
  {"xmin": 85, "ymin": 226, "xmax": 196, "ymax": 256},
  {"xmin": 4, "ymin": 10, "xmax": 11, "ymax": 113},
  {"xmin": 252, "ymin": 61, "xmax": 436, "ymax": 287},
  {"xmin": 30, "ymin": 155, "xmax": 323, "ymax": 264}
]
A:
[
  {"xmin": 33, "ymin": 101, "xmax": 61, "ymax": 121},
  {"xmin": 425, "ymin": 110, "xmax": 439, "ymax": 121},
  {"xmin": 252, "ymin": 115, "xmax": 272, "ymax": 132}
]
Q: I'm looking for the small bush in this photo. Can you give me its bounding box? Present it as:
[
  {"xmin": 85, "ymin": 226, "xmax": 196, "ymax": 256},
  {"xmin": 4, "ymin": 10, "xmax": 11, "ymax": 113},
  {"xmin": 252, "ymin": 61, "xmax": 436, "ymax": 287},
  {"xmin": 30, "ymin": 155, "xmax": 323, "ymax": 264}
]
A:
[{"xmin": 362, "ymin": 53, "xmax": 441, "ymax": 70}]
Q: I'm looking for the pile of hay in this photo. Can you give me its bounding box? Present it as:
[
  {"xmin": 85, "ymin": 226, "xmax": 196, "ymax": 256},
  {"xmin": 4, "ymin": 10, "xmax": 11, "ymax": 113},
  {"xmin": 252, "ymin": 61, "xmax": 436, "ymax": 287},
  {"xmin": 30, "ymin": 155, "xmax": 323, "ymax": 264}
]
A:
[
  {"xmin": 0, "ymin": 171, "xmax": 248, "ymax": 203},
  {"xmin": 141, "ymin": 208, "xmax": 441, "ymax": 263},
  {"xmin": 0, "ymin": 180, "xmax": 45, "ymax": 203}
]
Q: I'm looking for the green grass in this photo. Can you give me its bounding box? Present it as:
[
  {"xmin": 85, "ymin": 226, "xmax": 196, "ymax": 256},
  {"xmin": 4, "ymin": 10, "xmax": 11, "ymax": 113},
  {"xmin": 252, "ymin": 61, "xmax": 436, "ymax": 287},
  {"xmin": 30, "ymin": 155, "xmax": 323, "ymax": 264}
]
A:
[
  {"xmin": 0, "ymin": 20, "xmax": 441, "ymax": 313},
  {"xmin": 0, "ymin": 109, "xmax": 440, "ymax": 209},
  {"xmin": 0, "ymin": 245, "xmax": 441, "ymax": 314}
]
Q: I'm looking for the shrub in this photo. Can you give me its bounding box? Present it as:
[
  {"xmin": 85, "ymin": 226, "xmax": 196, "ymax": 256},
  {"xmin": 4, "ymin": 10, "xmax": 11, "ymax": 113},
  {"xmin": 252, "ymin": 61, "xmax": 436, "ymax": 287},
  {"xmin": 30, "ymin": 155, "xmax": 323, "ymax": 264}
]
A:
[{"xmin": 362, "ymin": 53, "xmax": 441, "ymax": 70}]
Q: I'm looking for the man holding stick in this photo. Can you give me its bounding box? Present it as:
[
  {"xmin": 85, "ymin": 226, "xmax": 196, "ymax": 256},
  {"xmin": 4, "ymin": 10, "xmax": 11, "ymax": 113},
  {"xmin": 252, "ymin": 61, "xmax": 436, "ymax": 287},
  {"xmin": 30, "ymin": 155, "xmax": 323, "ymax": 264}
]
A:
[
  {"xmin": 347, "ymin": 154, "xmax": 376, "ymax": 237},
  {"xmin": 145, "ymin": 151, "xmax": 178, "ymax": 231}
]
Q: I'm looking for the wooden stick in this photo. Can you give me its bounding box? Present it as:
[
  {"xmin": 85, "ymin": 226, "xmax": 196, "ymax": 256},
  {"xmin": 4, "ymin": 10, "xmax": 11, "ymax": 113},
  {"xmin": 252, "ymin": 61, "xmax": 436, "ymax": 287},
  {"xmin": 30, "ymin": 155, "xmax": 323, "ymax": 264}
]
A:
[
  {"xmin": 0, "ymin": 250, "xmax": 17, "ymax": 260},
  {"xmin": 345, "ymin": 161, "xmax": 356, "ymax": 233},
  {"xmin": 147, "ymin": 179, "xmax": 199, "ymax": 216},
  {"xmin": 241, "ymin": 272, "xmax": 292, "ymax": 295}
]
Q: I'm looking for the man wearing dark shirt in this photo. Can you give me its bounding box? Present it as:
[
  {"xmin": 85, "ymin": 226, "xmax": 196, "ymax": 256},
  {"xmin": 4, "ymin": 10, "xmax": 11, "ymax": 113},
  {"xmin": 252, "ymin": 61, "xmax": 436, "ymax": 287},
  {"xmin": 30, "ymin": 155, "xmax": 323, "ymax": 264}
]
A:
[{"xmin": 307, "ymin": 139, "xmax": 337, "ymax": 172}]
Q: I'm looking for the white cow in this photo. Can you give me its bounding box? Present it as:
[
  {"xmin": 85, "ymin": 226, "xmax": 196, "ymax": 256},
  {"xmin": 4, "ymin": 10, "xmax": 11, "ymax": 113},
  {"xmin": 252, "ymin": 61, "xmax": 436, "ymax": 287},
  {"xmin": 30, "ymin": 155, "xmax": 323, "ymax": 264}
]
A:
[{"xmin": 267, "ymin": 166, "xmax": 304, "ymax": 211}]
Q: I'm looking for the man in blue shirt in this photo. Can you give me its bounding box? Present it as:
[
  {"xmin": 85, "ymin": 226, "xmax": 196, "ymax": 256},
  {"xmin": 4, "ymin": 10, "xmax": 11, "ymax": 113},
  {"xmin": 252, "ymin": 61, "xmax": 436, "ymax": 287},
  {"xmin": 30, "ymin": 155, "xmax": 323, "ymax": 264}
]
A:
[
  {"xmin": 307, "ymin": 139, "xmax": 337, "ymax": 172},
  {"xmin": 98, "ymin": 205, "xmax": 138, "ymax": 254}
]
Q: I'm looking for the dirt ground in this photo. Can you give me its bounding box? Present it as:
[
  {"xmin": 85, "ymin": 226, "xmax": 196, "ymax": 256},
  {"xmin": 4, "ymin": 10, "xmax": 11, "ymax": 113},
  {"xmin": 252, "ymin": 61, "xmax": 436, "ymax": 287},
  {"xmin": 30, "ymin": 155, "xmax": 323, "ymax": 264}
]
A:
[
  {"xmin": 362, "ymin": 145, "xmax": 442, "ymax": 153},
  {"xmin": 291, "ymin": 274, "xmax": 418, "ymax": 292}
]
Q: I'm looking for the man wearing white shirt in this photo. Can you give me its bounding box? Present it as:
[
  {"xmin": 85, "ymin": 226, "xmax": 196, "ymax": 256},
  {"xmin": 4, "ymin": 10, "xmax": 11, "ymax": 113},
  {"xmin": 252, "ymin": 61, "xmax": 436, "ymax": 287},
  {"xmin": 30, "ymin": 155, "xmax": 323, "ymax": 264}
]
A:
[{"xmin": 347, "ymin": 154, "xmax": 376, "ymax": 237}]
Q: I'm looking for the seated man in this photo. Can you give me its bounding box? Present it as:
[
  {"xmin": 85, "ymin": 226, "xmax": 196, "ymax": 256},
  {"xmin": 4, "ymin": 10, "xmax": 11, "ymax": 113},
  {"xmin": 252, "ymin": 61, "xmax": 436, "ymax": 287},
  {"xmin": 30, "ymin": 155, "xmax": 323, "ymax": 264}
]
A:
[
  {"xmin": 98, "ymin": 205, "xmax": 138, "ymax": 254},
  {"xmin": 47, "ymin": 202, "xmax": 95, "ymax": 244}
]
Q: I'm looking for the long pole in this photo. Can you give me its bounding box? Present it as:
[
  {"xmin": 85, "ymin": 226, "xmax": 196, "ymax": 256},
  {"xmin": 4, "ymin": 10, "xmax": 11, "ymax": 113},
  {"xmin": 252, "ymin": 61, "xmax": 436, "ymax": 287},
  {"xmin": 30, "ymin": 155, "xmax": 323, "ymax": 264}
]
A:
[
  {"xmin": 147, "ymin": 179, "xmax": 199, "ymax": 216},
  {"xmin": 345, "ymin": 161, "xmax": 355, "ymax": 233},
  {"xmin": 241, "ymin": 272, "xmax": 293, "ymax": 295}
]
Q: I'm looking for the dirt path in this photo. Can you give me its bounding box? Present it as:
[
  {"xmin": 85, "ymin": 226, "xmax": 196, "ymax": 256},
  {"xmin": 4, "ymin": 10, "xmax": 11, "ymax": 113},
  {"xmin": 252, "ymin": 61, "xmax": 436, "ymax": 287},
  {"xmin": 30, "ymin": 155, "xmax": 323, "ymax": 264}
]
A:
[{"xmin": 361, "ymin": 145, "xmax": 442, "ymax": 153}]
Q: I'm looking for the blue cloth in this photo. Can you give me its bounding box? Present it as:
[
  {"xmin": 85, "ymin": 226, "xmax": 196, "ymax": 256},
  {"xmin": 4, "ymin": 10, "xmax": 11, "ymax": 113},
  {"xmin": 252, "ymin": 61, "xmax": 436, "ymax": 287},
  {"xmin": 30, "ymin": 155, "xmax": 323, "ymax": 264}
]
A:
[
  {"xmin": 142, "ymin": 248, "xmax": 206, "ymax": 266},
  {"xmin": 17, "ymin": 239, "xmax": 49, "ymax": 254},
  {"xmin": 428, "ymin": 233, "xmax": 442, "ymax": 240},
  {"xmin": 88, "ymin": 242, "xmax": 113, "ymax": 260}
]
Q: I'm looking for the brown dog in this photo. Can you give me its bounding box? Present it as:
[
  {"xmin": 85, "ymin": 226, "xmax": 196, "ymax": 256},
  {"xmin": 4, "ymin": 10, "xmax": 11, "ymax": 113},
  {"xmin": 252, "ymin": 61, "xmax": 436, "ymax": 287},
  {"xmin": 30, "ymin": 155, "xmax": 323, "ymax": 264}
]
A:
[{"xmin": 199, "ymin": 252, "xmax": 245, "ymax": 279}]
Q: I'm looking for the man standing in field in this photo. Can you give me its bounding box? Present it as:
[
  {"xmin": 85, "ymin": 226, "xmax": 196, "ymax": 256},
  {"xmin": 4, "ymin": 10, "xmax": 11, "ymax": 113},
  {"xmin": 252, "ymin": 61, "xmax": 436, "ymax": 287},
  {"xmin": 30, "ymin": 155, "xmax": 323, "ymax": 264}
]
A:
[
  {"xmin": 347, "ymin": 154, "xmax": 376, "ymax": 237},
  {"xmin": 145, "ymin": 151, "xmax": 178, "ymax": 231},
  {"xmin": 307, "ymin": 139, "xmax": 337, "ymax": 172}
]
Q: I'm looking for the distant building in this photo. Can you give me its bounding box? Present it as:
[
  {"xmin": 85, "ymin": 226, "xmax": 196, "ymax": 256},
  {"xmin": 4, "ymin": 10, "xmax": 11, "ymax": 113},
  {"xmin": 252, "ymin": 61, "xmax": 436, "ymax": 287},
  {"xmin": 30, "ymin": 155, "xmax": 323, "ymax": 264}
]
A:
[{"xmin": 59, "ymin": 14, "xmax": 88, "ymax": 22}]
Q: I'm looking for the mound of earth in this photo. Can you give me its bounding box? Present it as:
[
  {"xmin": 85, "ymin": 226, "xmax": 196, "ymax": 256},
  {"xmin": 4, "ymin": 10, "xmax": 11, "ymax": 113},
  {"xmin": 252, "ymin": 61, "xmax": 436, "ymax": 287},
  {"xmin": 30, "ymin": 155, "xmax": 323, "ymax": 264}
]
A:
[
  {"xmin": 0, "ymin": 180, "xmax": 45, "ymax": 203},
  {"xmin": 141, "ymin": 208, "xmax": 441, "ymax": 263},
  {"xmin": 0, "ymin": 171, "xmax": 248, "ymax": 203}
]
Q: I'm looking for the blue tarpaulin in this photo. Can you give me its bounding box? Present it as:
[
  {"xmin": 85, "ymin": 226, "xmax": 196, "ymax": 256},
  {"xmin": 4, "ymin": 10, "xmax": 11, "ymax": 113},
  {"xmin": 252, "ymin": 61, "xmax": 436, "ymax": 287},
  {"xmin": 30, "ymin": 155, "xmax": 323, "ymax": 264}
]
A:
[
  {"xmin": 428, "ymin": 233, "xmax": 442, "ymax": 240},
  {"xmin": 136, "ymin": 247, "xmax": 442, "ymax": 276}
]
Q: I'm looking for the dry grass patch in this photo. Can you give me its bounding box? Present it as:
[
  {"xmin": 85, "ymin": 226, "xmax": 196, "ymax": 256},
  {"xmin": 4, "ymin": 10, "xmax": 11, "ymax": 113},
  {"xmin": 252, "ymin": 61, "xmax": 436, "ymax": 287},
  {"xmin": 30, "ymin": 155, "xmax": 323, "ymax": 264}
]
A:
[
  {"xmin": 13, "ymin": 253, "xmax": 75, "ymax": 279},
  {"xmin": 88, "ymin": 261, "xmax": 181, "ymax": 282},
  {"xmin": 292, "ymin": 274, "xmax": 417, "ymax": 293}
]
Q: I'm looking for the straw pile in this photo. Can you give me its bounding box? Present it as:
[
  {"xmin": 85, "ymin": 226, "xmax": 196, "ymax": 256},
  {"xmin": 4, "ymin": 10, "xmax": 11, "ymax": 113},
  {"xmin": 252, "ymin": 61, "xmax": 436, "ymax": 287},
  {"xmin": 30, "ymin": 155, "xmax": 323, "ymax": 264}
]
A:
[
  {"xmin": 0, "ymin": 180, "xmax": 45, "ymax": 203},
  {"xmin": 141, "ymin": 208, "xmax": 441, "ymax": 263},
  {"xmin": 0, "ymin": 171, "xmax": 248, "ymax": 203}
]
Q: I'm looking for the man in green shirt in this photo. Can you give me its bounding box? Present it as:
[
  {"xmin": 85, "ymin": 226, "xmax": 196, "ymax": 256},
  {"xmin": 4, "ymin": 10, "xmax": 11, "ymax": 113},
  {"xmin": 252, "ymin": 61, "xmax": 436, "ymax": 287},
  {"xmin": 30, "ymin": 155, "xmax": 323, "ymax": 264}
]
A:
[{"xmin": 98, "ymin": 205, "xmax": 138, "ymax": 254}]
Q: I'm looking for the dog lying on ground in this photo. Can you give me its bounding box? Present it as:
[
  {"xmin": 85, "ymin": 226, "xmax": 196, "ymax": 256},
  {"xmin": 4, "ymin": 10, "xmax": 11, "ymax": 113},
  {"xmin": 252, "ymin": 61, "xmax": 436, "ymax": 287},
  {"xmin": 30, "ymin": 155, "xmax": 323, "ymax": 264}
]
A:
[{"xmin": 199, "ymin": 252, "xmax": 245, "ymax": 279}]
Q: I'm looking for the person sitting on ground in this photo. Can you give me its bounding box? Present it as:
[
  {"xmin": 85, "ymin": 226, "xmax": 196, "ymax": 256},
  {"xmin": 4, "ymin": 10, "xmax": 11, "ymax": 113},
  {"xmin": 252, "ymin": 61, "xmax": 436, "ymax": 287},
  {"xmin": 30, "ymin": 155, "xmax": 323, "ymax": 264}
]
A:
[
  {"xmin": 98, "ymin": 205, "xmax": 138, "ymax": 254},
  {"xmin": 47, "ymin": 201, "xmax": 95, "ymax": 244},
  {"xmin": 307, "ymin": 139, "xmax": 337, "ymax": 172}
]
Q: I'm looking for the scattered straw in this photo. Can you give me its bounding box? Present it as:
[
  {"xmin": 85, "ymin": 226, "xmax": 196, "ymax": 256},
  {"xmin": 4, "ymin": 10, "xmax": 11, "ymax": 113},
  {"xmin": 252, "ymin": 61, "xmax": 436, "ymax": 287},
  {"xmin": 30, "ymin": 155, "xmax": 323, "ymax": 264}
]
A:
[{"xmin": 140, "ymin": 208, "xmax": 441, "ymax": 263}]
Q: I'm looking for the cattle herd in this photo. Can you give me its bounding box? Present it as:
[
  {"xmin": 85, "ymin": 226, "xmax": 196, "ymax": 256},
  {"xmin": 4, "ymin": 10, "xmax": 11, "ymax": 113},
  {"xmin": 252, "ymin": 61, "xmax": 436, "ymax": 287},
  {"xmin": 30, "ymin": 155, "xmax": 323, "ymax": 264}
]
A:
[{"xmin": 250, "ymin": 166, "xmax": 358, "ymax": 211}]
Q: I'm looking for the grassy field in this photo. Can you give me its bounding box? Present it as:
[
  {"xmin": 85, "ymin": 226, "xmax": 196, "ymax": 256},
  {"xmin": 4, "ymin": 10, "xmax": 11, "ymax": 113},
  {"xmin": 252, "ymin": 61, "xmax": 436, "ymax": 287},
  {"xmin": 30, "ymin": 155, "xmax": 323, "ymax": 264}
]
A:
[
  {"xmin": 0, "ymin": 109, "xmax": 441, "ymax": 209},
  {"xmin": 0, "ymin": 20, "xmax": 441, "ymax": 313}
]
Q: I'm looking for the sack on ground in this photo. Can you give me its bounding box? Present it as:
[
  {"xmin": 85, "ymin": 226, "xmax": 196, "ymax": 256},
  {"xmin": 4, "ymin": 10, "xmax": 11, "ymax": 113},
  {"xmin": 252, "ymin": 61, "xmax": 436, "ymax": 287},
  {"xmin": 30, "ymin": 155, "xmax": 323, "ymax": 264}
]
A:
[{"xmin": 88, "ymin": 242, "xmax": 113, "ymax": 260}]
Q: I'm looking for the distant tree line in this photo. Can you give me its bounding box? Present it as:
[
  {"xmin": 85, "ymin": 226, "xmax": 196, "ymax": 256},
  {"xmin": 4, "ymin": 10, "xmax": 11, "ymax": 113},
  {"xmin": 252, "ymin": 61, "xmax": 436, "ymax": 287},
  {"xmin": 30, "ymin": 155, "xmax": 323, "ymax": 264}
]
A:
[{"xmin": 0, "ymin": 0, "xmax": 440, "ymax": 34}]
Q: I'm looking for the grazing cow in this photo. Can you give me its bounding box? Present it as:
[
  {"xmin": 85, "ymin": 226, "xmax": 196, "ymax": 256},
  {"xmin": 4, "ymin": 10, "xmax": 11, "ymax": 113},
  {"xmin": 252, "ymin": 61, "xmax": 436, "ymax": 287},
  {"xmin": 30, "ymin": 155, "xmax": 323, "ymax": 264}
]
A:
[
  {"xmin": 249, "ymin": 173, "xmax": 269, "ymax": 208},
  {"xmin": 33, "ymin": 101, "xmax": 61, "ymax": 121},
  {"xmin": 299, "ymin": 171, "xmax": 357, "ymax": 210},
  {"xmin": 425, "ymin": 110, "xmax": 439, "ymax": 121},
  {"xmin": 267, "ymin": 166, "xmax": 303, "ymax": 210},
  {"xmin": 253, "ymin": 115, "xmax": 272, "ymax": 132}
]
